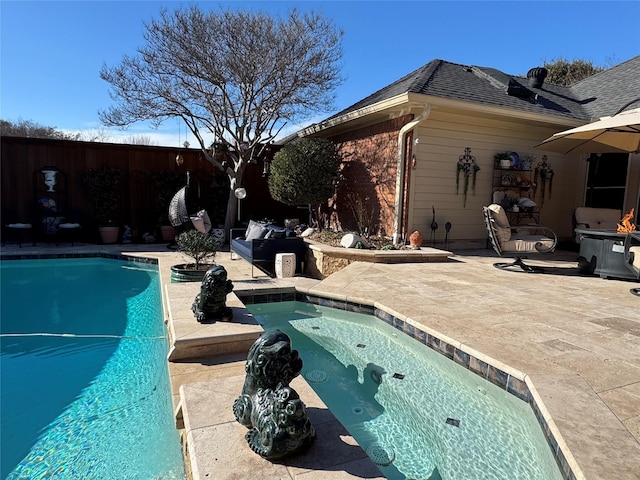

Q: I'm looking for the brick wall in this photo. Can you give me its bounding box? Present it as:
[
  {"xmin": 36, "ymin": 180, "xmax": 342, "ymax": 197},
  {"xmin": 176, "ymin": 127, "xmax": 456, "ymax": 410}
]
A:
[{"xmin": 328, "ymin": 114, "xmax": 413, "ymax": 236}]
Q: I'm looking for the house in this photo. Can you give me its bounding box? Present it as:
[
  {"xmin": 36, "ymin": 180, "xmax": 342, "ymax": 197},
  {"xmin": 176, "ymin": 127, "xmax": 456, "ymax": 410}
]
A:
[{"xmin": 293, "ymin": 55, "xmax": 640, "ymax": 246}]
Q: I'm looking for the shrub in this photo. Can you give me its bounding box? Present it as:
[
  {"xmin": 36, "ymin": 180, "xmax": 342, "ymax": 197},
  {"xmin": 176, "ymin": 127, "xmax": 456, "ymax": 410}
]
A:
[
  {"xmin": 268, "ymin": 138, "xmax": 342, "ymax": 228},
  {"xmin": 176, "ymin": 230, "xmax": 218, "ymax": 269}
]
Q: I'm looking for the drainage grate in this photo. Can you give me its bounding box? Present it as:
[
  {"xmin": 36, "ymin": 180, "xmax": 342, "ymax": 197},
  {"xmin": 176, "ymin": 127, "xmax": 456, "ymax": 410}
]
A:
[
  {"xmin": 446, "ymin": 417, "xmax": 460, "ymax": 427},
  {"xmin": 366, "ymin": 443, "xmax": 395, "ymax": 466},
  {"xmin": 312, "ymin": 326, "xmax": 320, "ymax": 330},
  {"xmin": 356, "ymin": 343, "xmax": 366, "ymax": 348},
  {"xmin": 392, "ymin": 373, "xmax": 405, "ymax": 380}
]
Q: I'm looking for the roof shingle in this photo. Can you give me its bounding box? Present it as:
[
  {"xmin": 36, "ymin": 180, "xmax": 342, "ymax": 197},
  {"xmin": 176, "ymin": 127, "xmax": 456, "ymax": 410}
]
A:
[{"xmin": 328, "ymin": 56, "xmax": 640, "ymax": 125}]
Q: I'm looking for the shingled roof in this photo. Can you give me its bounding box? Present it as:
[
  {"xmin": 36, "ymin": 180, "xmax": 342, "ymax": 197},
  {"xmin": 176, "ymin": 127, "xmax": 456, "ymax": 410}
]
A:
[
  {"xmin": 328, "ymin": 56, "xmax": 640, "ymax": 125},
  {"xmin": 571, "ymin": 55, "xmax": 640, "ymax": 119}
]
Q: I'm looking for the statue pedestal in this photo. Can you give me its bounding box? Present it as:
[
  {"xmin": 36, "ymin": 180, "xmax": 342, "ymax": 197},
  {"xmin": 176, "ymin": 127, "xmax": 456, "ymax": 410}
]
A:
[{"xmin": 275, "ymin": 253, "xmax": 296, "ymax": 278}]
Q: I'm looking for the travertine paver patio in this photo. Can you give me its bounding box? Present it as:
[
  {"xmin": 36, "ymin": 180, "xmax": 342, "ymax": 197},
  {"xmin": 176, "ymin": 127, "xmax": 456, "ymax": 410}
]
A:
[{"xmin": 2, "ymin": 242, "xmax": 639, "ymax": 479}]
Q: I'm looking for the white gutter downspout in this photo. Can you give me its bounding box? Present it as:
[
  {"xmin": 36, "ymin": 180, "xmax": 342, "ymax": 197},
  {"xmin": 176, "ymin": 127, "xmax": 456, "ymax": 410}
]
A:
[{"xmin": 392, "ymin": 104, "xmax": 431, "ymax": 244}]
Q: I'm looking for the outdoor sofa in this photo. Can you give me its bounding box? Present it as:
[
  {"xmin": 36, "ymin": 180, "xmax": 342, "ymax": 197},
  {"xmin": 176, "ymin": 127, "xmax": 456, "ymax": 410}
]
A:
[{"xmin": 230, "ymin": 220, "xmax": 306, "ymax": 277}]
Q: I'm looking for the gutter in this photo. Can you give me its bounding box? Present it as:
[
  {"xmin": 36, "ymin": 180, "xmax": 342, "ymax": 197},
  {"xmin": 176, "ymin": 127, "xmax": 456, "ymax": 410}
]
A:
[{"xmin": 392, "ymin": 103, "xmax": 431, "ymax": 244}]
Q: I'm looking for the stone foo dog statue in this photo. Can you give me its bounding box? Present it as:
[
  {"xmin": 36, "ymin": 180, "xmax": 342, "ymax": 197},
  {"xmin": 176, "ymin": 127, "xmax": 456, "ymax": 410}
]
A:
[
  {"xmin": 191, "ymin": 265, "xmax": 233, "ymax": 323},
  {"xmin": 232, "ymin": 330, "xmax": 315, "ymax": 460}
]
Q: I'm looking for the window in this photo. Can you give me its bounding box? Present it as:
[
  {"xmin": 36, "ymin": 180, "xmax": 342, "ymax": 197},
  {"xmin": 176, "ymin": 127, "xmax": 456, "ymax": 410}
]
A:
[{"xmin": 585, "ymin": 153, "xmax": 629, "ymax": 209}]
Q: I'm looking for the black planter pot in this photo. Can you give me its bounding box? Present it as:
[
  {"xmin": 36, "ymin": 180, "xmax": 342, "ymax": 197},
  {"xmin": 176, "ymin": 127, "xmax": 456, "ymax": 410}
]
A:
[{"xmin": 170, "ymin": 264, "xmax": 214, "ymax": 283}]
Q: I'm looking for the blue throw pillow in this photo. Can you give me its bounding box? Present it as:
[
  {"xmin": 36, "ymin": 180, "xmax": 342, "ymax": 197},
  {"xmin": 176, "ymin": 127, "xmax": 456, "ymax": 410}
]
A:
[{"xmin": 265, "ymin": 225, "xmax": 286, "ymax": 239}]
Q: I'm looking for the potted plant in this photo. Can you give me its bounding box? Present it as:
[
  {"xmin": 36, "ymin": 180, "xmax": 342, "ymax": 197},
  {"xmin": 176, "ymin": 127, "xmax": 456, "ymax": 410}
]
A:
[
  {"xmin": 152, "ymin": 170, "xmax": 185, "ymax": 242},
  {"xmin": 81, "ymin": 167, "xmax": 126, "ymax": 244},
  {"xmin": 534, "ymin": 155, "xmax": 554, "ymax": 203},
  {"xmin": 170, "ymin": 229, "xmax": 219, "ymax": 282}
]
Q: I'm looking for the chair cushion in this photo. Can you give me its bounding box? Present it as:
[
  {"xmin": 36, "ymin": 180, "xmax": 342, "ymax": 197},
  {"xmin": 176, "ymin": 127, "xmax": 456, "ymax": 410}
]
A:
[
  {"xmin": 630, "ymin": 246, "xmax": 640, "ymax": 270},
  {"xmin": 190, "ymin": 209, "xmax": 212, "ymax": 234},
  {"xmin": 502, "ymin": 234, "xmax": 555, "ymax": 252},
  {"xmin": 487, "ymin": 204, "xmax": 511, "ymax": 243},
  {"xmin": 574, "ymin": 207, "xmax": 621, "ymax": 230}
]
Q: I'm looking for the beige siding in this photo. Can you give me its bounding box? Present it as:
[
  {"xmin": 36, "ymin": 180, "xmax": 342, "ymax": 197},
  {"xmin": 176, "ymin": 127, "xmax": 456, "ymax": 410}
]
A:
[{"xmin": 407, "ymin": 109, "xmax": 585, "ymax": 243}]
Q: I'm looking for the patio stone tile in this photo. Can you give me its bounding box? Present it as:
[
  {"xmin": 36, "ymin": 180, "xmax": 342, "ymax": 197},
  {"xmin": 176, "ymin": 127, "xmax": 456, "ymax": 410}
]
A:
[
  {"xmin": 623, "ymin": 415, "xmax": 640, "ymax": 443},
  {"xmin": 590, "ymin": 317, "xmax": 640, "ymax": 336},
  {"xmin": 550, "ymin": 350, "xmax": 640, "ymax": 393},
  {"xmin": 187, "ymin": 424, "xmax": 293, "ymax": 480},
  {"xmin": 529, "ymin": 373, "xmax": 640, "ymax": 480},
  {"xmin": 562, "ymin": 329, "xmax": 640, "ymax": 367},
  {"xmin": 295, "ymin": 457, "xmax": 385, "ymax": 479},
  {"xmin": 599, "ymin": 383, "xmax": 640, "ymax": 421}
]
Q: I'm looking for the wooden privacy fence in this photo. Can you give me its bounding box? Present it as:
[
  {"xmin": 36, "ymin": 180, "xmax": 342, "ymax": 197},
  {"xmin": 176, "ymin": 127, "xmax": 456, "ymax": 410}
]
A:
[{"xmin": 1, "ymin": 136, "xmax": 301, "ymax": 244}]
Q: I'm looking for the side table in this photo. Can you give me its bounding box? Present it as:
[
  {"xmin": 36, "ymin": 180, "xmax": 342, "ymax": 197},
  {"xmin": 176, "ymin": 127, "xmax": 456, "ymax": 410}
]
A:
[{"xmin": 5, "ymin": 223, "xmax": 35, "ymax": 247}]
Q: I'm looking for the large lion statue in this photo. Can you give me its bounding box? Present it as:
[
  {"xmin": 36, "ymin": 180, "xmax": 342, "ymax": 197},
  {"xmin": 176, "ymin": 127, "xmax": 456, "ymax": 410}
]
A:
[
  {"xmin": 232, "ymin": 330, "xmax": 315, "ymax": 459},
  {"xmin": 191, "ymin": 265, "xmax": 233, "ymax": 323}
]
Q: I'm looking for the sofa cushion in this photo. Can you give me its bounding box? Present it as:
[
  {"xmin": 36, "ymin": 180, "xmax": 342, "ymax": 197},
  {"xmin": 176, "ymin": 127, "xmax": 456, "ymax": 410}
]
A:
[
  {"xmin": 264, "ymin": 225, "xmax": 287, "ymax": 239},
  {"xmin": 245, "ymin": 220, "xmax": 268, "ymax": 241}
]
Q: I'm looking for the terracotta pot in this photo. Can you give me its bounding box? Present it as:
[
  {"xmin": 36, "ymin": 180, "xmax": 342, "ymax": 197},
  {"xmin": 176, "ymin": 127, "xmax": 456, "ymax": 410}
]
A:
[
  {"xmin": 409, "ymin": 230, "xmax": 424, "ymax": 247},
  {"xmin": 99, "ymin": 226, "xmax": 119, "ymax": 244}
]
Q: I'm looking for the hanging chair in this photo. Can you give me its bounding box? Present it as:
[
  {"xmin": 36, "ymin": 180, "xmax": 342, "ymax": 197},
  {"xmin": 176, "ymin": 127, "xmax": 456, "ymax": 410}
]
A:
[
  {"xmin": 168, "ymin": 186, "xmax": 191, "ymax": 228},
  {"xmin": 168, "ymin": 172, "xmax": 212, "ymax": 234}
]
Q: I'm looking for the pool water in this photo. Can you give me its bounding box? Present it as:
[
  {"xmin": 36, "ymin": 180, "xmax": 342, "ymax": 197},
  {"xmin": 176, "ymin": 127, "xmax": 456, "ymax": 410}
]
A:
[
  {"xmin": 0, "ymin": 258, "xmax": 185, "ymax": 480},
  {"xmin": 247, "ymin": 301, "xmax": 562, "ymax": 480}
]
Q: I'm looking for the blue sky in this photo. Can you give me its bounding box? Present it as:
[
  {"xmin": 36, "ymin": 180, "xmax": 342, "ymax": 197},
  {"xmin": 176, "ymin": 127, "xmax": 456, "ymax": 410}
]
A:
[{"xmin": 1, "ymin": 1, "xmax": 639, "ymax": 147}]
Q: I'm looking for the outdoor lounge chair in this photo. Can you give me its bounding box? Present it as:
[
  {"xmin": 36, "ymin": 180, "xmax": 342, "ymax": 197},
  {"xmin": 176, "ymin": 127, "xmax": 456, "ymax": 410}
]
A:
[
  {"xmin": 483, "ymin": 204, "xmax": 558, "ymax": 273},
  {"xmin": 623, "ymin": 231, "xmax": 640, "ymax": 296}
]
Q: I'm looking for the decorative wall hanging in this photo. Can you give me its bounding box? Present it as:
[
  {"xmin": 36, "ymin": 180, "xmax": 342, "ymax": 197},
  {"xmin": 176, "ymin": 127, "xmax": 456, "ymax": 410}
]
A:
[
  {"xmin": 456, "ymin": 147, "xmax": 480, "ymax": 207},
  {"xmin": 534, "ymin": 155, "xmax": 554, "ymax": 203}
]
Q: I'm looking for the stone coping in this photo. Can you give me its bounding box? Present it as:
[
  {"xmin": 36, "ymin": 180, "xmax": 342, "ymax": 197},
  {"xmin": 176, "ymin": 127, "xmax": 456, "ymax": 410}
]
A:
[{"xmin": 305, "ymin": 240, "xmax": 452, "ymax": 263}]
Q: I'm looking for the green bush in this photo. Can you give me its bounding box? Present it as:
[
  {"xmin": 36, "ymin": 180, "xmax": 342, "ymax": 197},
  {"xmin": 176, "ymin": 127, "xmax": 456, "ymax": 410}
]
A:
[
  {"xmin": 176, "ymin": 230, "xmax": 218, "ymax": 269},
  {"xmin": 268, "ymin": 138, "xmax": 342, "ymax": 208}
]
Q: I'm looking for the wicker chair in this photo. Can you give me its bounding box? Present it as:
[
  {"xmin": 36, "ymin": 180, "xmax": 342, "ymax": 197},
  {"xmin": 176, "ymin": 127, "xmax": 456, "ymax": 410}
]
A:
[
  {"xmin": 623, "ymin": 232, "xmax": 640, "ymax": 296},
  {"xmin": 483, "ymin": 204, "xmax": 558, "ymax": 273}
]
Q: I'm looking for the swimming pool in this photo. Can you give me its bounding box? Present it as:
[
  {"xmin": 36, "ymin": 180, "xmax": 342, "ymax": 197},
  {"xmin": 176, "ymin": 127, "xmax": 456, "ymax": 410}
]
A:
[
  {"xmin": 247, "ymin": 300, "xmax": 563, "ymax": 480},
  {"xmin": 0, "ymin": 258, "xmax": 185, "ymax": 479}
]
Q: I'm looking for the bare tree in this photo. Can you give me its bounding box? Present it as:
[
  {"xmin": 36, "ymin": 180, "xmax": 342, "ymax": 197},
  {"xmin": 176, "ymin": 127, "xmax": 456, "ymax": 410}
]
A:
[
  {"xmin": 0, "ymin": 118, "xmax": 81, "ymax": 140},
  {"xmin": 99, "ymin": 6, "xmax": 344, "ymax": 232},
  {"xmin": 122, "ymin": 134, "xmax": 156, "ymax": 146}
]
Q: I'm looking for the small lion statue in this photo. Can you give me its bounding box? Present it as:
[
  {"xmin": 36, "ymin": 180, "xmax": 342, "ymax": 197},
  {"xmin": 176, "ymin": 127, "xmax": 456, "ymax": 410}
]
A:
[
  {"xmin": 191, "ymin": 265, "xmax": 234, "ymax": 323},
  {"xmin": 232, "ymin": 330, "xmax": 315, "ymax": 460}
]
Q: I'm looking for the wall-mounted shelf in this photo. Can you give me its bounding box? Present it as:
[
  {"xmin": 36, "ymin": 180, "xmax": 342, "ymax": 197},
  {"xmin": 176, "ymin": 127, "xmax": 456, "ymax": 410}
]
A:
[{"xmin": 492, "ymin": 164, "xmax": 540, "ymax": 226}]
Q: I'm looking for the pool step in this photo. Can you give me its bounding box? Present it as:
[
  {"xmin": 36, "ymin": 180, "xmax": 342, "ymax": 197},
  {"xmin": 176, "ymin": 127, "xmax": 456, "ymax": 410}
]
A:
[{"xmin": 164, "ymin": 285, "xmax": 263, "ymax": 361}]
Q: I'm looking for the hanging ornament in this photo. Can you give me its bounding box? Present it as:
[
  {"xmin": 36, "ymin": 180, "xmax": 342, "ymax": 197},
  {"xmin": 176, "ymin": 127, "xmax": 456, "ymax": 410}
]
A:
[{"xmin": 455, "ymin": 147, "xmax": 480, "ymax": 208}]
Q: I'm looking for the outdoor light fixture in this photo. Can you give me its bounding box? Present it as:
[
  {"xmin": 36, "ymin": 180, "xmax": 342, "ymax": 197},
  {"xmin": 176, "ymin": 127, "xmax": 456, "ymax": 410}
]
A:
[
  {"xmin": 234, "ymin": 187, "xmax": 247, "ymax": 222},
  {"xmin": 262, "ymin": 157, "xmax": 271, "ymax": 178}
]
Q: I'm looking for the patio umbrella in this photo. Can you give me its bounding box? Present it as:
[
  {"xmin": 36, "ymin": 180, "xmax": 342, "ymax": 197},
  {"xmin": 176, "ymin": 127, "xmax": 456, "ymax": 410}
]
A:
[{"xmin": 535, "ymin": 106, "xmax": 640, "ymax": 154}]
